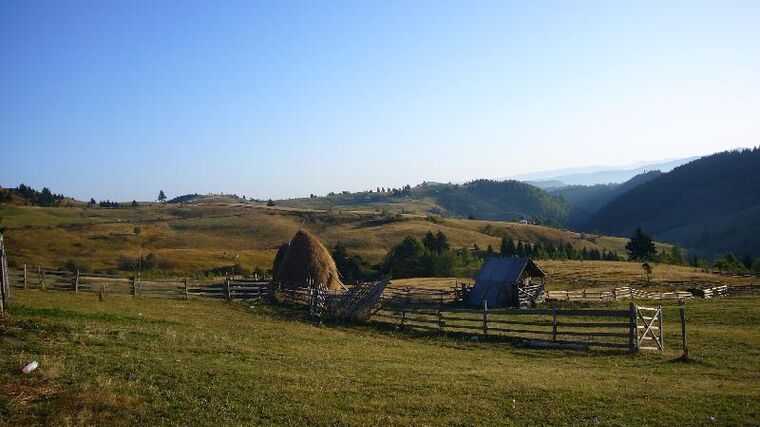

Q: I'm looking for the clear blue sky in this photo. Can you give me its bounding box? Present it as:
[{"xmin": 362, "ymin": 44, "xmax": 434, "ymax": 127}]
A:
[{"xmin": 1, "ymin": 0, "xmax": 758, "ymax": 201}]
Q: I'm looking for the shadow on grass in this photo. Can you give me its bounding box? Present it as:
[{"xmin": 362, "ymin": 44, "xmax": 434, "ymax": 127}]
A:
[{"xmin": 254, "ymin": 302, "xmax": 629, "ymax": 356}]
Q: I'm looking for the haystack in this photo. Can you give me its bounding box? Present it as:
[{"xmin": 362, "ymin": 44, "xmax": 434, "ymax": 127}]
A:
[{"xmin": 274, "ymin": 230, "xmax": 344, "ymax": 290}]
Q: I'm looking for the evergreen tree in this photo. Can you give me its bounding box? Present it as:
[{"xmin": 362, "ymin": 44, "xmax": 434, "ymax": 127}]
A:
[
  {"xmin": 332, "ymin": 242, "xmax": 363, "ymax": 283},
  {"xmin": 131, "ymin": 200, "xmax": 138, "ymax": 208},
  {"xmin": 88, "ymin": 198, "xmax": 96, "ymax": 207},
  {"xmin": 670, "ymin": 246, "xmax": 684, "ymax": 265},
  {"xmin": 422, "ymin": 231, "xmax": 436, "ymax": 252},
  {"xmin": 383, "ymin": 236, "xmax": 427, "ymax": 278},
  {"xmin": 434, "ymin": 231, "xmax": 450, "ymax": 253},
  {"xmin": 742, "ymin": 253, "xmax": 753, "ymax": 269},
  {"xmin": 625, "ymin": 228, "xmax": 657, "ymax": 261},
  {"xmin": 523, "ymin": 242, "xmax": 533, "ymax": 258},
  {"xmin": 158, "ymin": 190, "xmax": 167, "ymax": 203},
  {"xmin": 500, "ymin": 238, "xmax": 516, "ymax": 257},
  {"xmin": 516, "ymin": 241, "xmax": 525, "ymax": 258}
]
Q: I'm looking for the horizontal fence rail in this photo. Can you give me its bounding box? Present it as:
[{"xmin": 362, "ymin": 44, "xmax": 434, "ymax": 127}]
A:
[
  {"xmin": 544, "ymin": 283, "xmax": 756, "ymax": 302},
  {"xmin": 371, "ymin": 301, "xmax": 637, "ymax": 351},
  {"xmin": 7, "ymin": 266, "xmax": 274, "ymax": 302}
]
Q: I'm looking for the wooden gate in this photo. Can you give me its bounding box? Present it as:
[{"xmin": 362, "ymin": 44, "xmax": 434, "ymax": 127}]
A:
[{"xmin": 636, "ymin": 305, "xmax": 663, "ymax": 351}]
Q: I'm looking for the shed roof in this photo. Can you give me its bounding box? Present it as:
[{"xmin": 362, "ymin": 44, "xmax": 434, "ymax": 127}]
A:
[{"xmin": 465, "ymin": 258, "xmax": 545, "ymax": 306}]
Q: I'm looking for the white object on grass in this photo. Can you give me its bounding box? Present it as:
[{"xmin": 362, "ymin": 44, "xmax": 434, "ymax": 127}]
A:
[{"xmin": 22, "ymin": 361, "xmax": 39, "ymax": 374}]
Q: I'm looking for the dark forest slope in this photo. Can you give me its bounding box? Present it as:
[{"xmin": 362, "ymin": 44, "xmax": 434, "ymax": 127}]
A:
[
  {"xmin": 552, "ymin": 170, "xmax": 663, "ymax": 217},
  {"xmin": 585, "ymin": 148, "xmax": 760, "ymax": 257}
]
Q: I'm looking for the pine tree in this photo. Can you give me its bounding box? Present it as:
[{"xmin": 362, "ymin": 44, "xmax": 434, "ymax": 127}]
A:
[
  {"xmin": 434, "ymin": 231, "xmax": 450, "ymax": 253},
  {"xmin": 422, "ymin": 231, "xmax": 436, "ymax": 252},
  {"xmin": 500, "ymin": 238, "xmax": 516, "ymax": 257},
  {"xmin": 625, "ymin": 228, "xmax": 657, "ymax": 261},
  {"xmin": 158, "ymin": 190, "xmax": 167, "ymax": 203},
  {"xmin": 516, "ymin": 241, "xmax": 525, "ymax": 258}
]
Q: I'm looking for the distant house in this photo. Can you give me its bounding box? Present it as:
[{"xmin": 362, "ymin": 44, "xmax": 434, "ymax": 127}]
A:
[
  {"xmin": 519, "ymin": 219, "xmax": 528, "ymax": 225},
  {"xmin": 466, "ymin": 258, "xmax": 546, "ymax": 308}
]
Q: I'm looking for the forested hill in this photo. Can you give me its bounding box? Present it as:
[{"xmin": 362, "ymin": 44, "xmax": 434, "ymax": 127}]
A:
[
  {"xmin": 551, "ymin": 170, "xmax": 663, "ymax": 219},
  {"xmin": 584, "ymin": 148, "xmax": 760, "ymax": 258},
  {"xmin": 420, "ymin": 180, "xmax": 571, "ymax": 224},
  {"xmin": 277, "ymin": 180, "xmax": 572, "ymax": 225}
]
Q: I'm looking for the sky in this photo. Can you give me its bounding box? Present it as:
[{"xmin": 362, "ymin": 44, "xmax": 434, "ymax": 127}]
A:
[{"xmin": 1, "ymin": 0, "xmax": 759, "ymax": 201}]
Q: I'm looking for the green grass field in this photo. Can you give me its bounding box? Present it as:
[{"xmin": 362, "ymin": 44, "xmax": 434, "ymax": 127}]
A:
[{"xmin": 1, "ymin": 290, "xmax": 758, "ymax": 425}]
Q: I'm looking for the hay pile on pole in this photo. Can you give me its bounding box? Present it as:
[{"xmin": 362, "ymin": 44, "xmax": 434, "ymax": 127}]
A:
[{"xmin": 273, "ymin": 230, "xmax": 344, "ymax": 291}]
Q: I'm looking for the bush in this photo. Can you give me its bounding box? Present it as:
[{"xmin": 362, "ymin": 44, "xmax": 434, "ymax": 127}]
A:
[
  {"xmin": 116, "ymin": 252, "xmax": 162, "ymax": 272},
  {"xmin": 63, "ymin": 259, "xmax": 91, "ymax": 273}
]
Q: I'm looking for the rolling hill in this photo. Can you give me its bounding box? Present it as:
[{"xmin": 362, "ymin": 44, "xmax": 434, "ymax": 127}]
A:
[
  {"xmin": 0, "ymin": 202, "xmax": 631, "ymax": 275},
  {"xmin": 585, "ymin": 148, "xmax": 760, "ymax": 258},
  {"xmin": 278, "ymin": 179, "xmax": 572, "ymax": 224}
]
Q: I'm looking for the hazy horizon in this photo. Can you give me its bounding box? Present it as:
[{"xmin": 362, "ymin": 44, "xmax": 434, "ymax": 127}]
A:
[{"xmin": 2, "ymin": 1, "xmax": 759, "ymax": 201}]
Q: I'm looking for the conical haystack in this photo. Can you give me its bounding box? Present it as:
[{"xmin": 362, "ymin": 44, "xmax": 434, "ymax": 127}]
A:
[{"xmin": 274, "ymin": 230, "xmax": 344, "ymax": 290}]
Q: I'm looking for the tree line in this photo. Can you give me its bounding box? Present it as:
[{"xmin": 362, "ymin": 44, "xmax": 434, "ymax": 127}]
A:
[
  {"xmin": 625, "ymin": 227, "xmax": 760, "ymax": 273},
  {"xmin": 0, "ymin": 184, "xmax": 65, "ymax": 207}
]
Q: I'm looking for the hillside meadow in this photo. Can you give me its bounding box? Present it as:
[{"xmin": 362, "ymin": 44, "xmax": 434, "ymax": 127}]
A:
[
  {"xmin": 0, "ymin": 203, "xmax": 636, "ymax": 275},
  {"xmin": 1, "ymin": 290, "xmax": 758, "ymax": 425}
]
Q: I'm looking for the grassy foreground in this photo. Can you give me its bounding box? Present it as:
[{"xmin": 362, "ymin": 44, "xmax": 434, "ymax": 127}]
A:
[{"xmin": 1, "ymin": 290, "xmax": 759, "ymax": 426}]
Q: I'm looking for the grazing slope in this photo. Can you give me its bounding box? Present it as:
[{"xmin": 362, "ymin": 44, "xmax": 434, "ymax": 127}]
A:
[
  {"xmin": 585, "ymin": 148, "xmax": 760, "ymax": 257},
  {"xmin": 0, "ymin": 203, "xmax": 628, "ymax": 274},
  {"xmin": 279, "ymin": 180, "xmax": 572, "ymax": 224}
]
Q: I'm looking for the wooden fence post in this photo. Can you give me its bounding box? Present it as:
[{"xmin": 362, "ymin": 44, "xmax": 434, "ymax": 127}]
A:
[
  {"xmin": 184, "ymin": 278, "xmax": 189, "ymax": 300},
  {"xmin": 130, "ymin": 275, "xmax": 135, "ymax": 297},
  {"xmin": 658, "ymin": 304, "xmax": 664, "ymax": 350},
  {"xmin": 612, "ymin": 287, "xmax": 617, "ymax": 301},
  {"xmin": 39, "ymin": 267, "xmax": 44, "ymax": 290},
  {"xmin": 628, "ymin": 302, "xmax": 638, "ymax": 354},
  {"xmin": 437, "ymin": 289, "xmax": 444, "ymax": 332},
  {"xmin": 400, "ymin": 287, "xmax": 409, "ymax": 329},
  {"xmin": 23, "ymin": 264, "xmax": 27, "ymax": 289},
  {"xmin": 482, "ymin": 300, "xmax": 489, "ymax": 339},
  {"xmin": 679, "ymin": 300, "xmax": 689, "ymax": 360},
  {"xmin": 225, "ymin": 276, "xmax": 231, "ymax": 301},
  {"xmin": 74, "ymin": 270, "xmax": 80, "ymax": 293},
  {"xmin": 552, "ymin": 304, "xmax": 558, "ymax": 342}
]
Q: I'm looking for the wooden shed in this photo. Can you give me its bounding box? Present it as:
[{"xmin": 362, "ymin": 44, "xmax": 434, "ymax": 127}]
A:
[{"xmin": 465, "ymin": 258, "xmax": 546, "ymax": 308}]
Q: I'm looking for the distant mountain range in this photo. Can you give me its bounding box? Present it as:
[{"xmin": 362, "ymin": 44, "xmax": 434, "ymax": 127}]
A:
[{"xmin": 514, "ymin": 156, "xmax": 700, "ymax": 187}]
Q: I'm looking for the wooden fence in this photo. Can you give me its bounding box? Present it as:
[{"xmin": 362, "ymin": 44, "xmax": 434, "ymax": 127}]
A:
[
  {"xmin": 6, "ymin": 266, "xmax": 273, "ymax": 302},
  {"xmin": 545, "ymin": 283, "xmax": 758, "ymax": 302}
]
